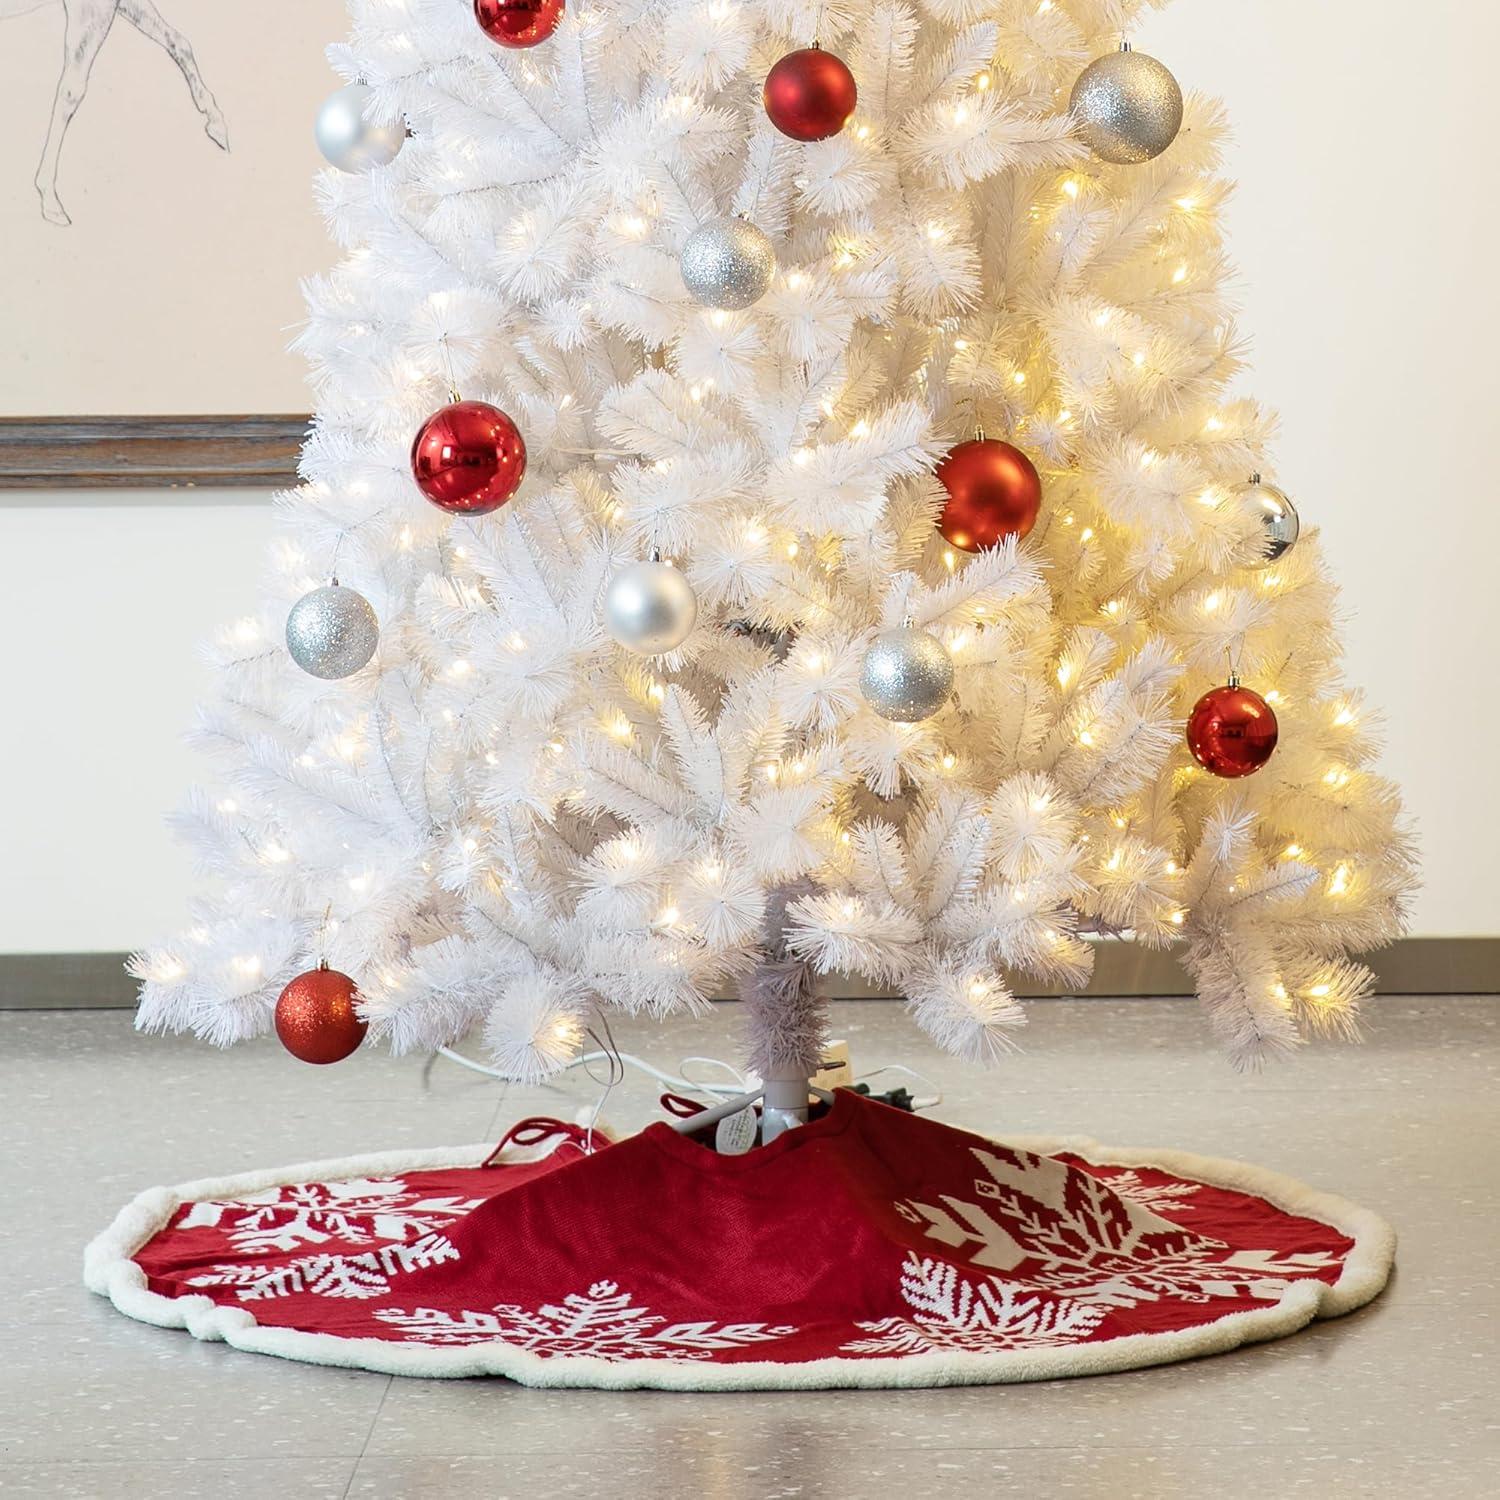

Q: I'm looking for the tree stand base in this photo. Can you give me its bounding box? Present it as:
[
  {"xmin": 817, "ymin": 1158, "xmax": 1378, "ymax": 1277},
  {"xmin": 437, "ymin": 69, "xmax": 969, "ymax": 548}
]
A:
[{"xmin": 84, "ymin": 1090, "xmax": 1393, "ymax": 1390}]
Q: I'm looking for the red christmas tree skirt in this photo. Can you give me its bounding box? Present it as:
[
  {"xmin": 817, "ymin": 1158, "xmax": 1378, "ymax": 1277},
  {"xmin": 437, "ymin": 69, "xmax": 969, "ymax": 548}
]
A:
[{"xmin": 84, "ymin": 1091, "xmax": 1393, "ymax": 1390}]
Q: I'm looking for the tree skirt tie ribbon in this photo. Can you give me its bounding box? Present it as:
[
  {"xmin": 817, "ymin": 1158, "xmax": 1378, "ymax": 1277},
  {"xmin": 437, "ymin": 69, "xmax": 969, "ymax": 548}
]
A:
[{"xmin": 83, "ymin": 1090, "xmax": 1393, "ymax": 1390}]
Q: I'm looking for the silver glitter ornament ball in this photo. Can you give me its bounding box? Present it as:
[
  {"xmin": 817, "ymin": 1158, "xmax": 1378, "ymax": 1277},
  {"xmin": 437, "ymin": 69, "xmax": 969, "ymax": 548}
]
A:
[
  {"xmin": 603, "ymin": 560, "xmax": 699, "ymax": 655},
  {"xmin": 1235, "ymin": 475, "xmax": 1301, "ymax": 568},
  {"xmin": 286, "ymin": 585, "xmax": 380, "ymax": 679},
  {"xmin": 860, "ymin": 626, "xmax": 955, "ymax": 723},
  {"xmin": 679, "ymin": 215, "xmax": 776, "ymax": 311},
  {"xmin": 315, "ymin": 84, "xmax": 406, "ymax": 174},
  {"xmin": 1069, "ymin": 46, "xmax": 1183, "ymax": 165}
]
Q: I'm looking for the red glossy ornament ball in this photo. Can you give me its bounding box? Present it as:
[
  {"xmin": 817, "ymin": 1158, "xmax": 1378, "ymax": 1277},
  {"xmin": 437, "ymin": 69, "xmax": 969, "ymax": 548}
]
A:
[
  {"xmin": 474, "ymin": 0, "xmax": 564, "ymax": 49},
  {"xmin": 274, "ymin": 965, "xmax": 367, "ymax": 1065},
  {"xmin": 1186, "ymin": 681, "xmax": 1279, "ymax": 778},
  {"xmin": 411, "ymin": 400, "xmax": 527, "ymax": 515},
  {"xmin": 936, "ymin": 439, "xmax": 1043, "ymax": 551},
  {"xmin": 763, "ymin": 47, "xmax": 858, "ymax": 142}
]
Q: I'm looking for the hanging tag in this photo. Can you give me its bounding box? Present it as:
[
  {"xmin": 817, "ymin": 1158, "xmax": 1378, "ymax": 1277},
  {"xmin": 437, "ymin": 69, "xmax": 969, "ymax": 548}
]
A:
[{"xmin": 716, "ymin": 1106, "xmax": 758, "ymax": 1155}]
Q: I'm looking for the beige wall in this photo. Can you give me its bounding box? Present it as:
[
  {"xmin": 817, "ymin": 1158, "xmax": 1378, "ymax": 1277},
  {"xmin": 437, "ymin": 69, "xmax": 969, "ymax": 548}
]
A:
[
  {"xmin": 0, "ymin": 1, "xmax": 340, "ymax": 412},
  {"xmin": 0, "ymin": 496, "xmax": 269, "ymax": 952},
  {"xmin": 1149, "ymin": 0, "xmax": 1500, "ymax": 936},
  {"xmin": 1, "ymin": 0, "xmax": 1495, "ymax": 950}
]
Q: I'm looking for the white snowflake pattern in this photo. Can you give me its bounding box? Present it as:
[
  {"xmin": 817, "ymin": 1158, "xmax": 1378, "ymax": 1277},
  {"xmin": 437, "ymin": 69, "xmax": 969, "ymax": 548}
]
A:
[
  {"xmin": 375, "ymin": 1280, "xmax": 798, "ymax": 1361},
  {"xmin": 1100, "ymin": 1170, "xmax": 1203, "ymax": 1215},
  {"xmin": 178, "ymin": 1177, "xmax": 485, "ymax": 1253},
  {"xmin": 185, "ymin": 1231, "xmax": 459, "ymax": 1302},
  {"xmin": 842, "ymin": 1254, "xmax": 1106, "ymax": 1355},
  {"xmin": 898, "ymin": 1145, "xmax": 1337, "ymax": 1308}
]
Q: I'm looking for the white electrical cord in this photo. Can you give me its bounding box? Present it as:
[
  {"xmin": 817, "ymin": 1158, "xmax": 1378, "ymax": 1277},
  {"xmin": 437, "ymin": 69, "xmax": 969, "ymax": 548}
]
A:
[
  {"xmin": 435, "ymin": 1046, "xmax": 940, "ymax": 1112},
  {"xmin": 436, "ymin": 1045, "xmax": 751, "ymax": 1100}
]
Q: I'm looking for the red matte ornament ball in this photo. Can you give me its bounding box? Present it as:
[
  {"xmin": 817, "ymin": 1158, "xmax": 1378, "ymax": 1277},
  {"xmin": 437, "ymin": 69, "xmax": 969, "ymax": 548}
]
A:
[
  {"xmin": 1186, "ymin": 681, "xmax": 1279, "ymax": 778},
  {"xmin": 763, "ymin": 47, "xmax": 858, "ymax": 142},
  {"xmin": 936, "ymin": 439, "xmax": 1043, "ymax": 551},
  {"xmin": 411, "ymin": 400, "xmax": 527, "ymax": 515},
  {"xmin": 474, "ymin": 0, "xmax": 564, "ymax": 49},
  {"xmin": 274, "ymin": 965, "xmax": 367, "ymax": 1065}
]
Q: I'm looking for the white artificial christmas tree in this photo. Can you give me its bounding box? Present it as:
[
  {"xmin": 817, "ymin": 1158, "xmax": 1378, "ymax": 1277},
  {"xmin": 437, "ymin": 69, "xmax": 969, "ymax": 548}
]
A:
[{"xmin": 134, "ymin": 0, "xmax": 1415, "ymax": 1104}]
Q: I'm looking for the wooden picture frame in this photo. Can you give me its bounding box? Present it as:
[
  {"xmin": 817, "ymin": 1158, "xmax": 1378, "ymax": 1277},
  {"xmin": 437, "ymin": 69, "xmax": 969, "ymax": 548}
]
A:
[
  {"xmin": 0, "ymin": 415, "xmax": 306, "ymax": 490},
  {"xmin": 1, "ymin": 8, "xmax": 347, "ymax": 468}
]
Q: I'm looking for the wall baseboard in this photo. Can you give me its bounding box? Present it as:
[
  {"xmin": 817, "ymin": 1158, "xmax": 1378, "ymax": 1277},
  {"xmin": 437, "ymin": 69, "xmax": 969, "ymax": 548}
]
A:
[{"xmin": 1, "ymin": 939, "xmax": 1493, "ymax": 1011}]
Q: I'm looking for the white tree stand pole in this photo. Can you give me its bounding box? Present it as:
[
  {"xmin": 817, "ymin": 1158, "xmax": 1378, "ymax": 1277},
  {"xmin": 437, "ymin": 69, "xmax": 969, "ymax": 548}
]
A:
[{"xmin": 760, "ymin": 1066, "xmax": 814, "ymax": 1142}]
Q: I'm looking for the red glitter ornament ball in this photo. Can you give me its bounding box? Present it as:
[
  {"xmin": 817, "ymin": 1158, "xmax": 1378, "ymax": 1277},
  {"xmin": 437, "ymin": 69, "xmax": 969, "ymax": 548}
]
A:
[
  {"xmin": 474, "ymin": 0, "xmax": 564, "ymax": 49},
  {"xmin": 274, "ymin": 965, "xmax": 367, "ymax": 1065},
  {"xmin": 763, "ymin": 47, "xmax": 858, "ymax": 142},
  {"xmin": 1186, "ymin": 680, "xmax": 1279, "ymax": 778},
  {"xmin": 411, "ymin": 400, "xmax": 527, "ymax": 515},
  {"xmin": 936, "ymin": 439, "xmax": 1043, "ymax": 551}
]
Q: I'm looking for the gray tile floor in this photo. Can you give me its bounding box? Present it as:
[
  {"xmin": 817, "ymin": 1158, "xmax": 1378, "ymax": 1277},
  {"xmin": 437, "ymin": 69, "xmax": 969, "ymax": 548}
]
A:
[{"xmin": 2, "ymin": 996, "xmax": 1496, "ymax": 1498}]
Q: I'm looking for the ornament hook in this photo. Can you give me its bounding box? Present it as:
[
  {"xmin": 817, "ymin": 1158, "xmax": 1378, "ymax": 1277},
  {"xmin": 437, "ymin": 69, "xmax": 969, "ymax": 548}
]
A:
[
  {"xmin": 316, "ymin": 901, "xmax": 334, "ymax": 968},
  {"xmin": 439, "ymin": 333, "xmax": 461, "ymax": 406}
]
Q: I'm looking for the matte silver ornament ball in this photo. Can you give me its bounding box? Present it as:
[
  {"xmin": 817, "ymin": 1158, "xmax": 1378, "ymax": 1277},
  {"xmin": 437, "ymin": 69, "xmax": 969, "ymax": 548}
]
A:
[
  {"xmin": 1069, "ymin": 46, "xmax": 1183, "ymax": 164},
  {"xmin": 679, "ymin": 215, "xmax": 776, "ymax": 311},
  {"xmin": 1235, "ymin": 475, "xmax": 1300, "ymax": 567},
  {"xmin": 603, "ymin": 561, "xmax": 699, "ymax": 655},
  {"xmin": 315, "ymin": 84, "xmax": 406, "ymax": 174},
  {"xmin": 860, "ymin": 626, "xmax": 955, "ymax": 723},
  {"xmin": 286, "ymin": 584, "xmax": 380, "ymax": 679}
]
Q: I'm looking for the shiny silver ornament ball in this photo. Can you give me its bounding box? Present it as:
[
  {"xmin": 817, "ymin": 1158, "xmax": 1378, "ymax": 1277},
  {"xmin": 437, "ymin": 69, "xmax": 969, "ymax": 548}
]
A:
[
  {"xmin": 315, "ymin": 84, "xmax": 406, "ymax": 173},
  {"xmin": 679, "ymin": 215, "xmax": 776, "ymax": 311},
  {"xmin": 1235, "ymin": 476, "xmax": 1300, "ymax": 567},
  {"xmin": 603, "ymin": 561, "xmax": 698, "ymax": 655},
  {"xmin": 286, "ymin": 585, "xmax": 380, "ymax": 679},
  {"xmin": 860, "ymin": 626, "xmax": 955, "ymax": 723},
  {"xmin": 1069, "ymin": 46, "xmax": 1183, "ymax": 164}
]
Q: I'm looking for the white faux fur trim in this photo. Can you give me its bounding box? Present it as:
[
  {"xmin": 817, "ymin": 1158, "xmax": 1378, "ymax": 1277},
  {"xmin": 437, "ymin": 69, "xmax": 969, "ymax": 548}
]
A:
[{"xmin": 82, "ymin": 1130, "xmax": 1395, "ymax": 1391}]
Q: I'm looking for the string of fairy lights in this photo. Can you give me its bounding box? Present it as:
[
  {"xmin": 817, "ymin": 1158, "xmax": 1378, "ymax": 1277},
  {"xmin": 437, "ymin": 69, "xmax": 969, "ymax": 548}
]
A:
[{"xmin": 273, "ymin": 4, "xmax": 1305, "ymax": 1064}]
